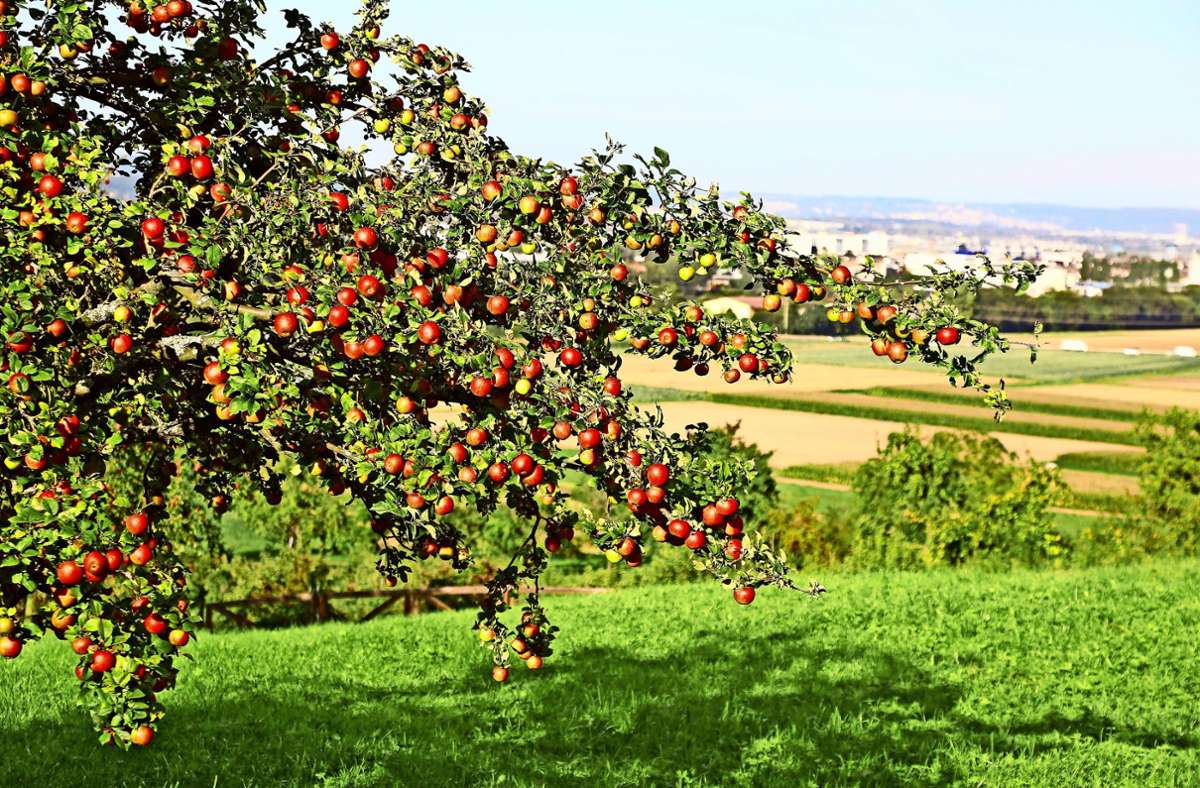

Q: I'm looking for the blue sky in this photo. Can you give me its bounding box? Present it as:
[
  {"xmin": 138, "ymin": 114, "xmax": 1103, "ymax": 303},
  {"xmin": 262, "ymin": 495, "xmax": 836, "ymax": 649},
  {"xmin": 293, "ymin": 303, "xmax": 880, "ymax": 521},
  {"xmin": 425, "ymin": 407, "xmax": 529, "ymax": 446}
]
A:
[{"xmin": 269, "ymin": 1, "xmax": 1199, "ymax": 209}]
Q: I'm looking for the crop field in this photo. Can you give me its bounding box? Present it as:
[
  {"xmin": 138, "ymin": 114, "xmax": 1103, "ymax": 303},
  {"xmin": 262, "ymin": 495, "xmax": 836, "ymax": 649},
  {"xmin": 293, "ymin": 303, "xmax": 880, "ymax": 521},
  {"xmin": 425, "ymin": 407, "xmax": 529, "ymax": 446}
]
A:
[
  {"xmin": 621, "ymin": 328, "xmax": 1200, "ymax": 532},
  {"xmin": 3, "ymin": 562, "xmax": 1197, "ymax": 787}
]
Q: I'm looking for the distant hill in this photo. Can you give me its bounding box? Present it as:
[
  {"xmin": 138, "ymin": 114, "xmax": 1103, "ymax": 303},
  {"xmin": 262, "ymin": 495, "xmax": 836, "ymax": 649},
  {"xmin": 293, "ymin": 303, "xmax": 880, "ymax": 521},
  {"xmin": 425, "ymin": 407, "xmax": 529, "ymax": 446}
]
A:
[{"xmin": 759, "ymin": 194, "xmax": 1200, "ymax": 236}]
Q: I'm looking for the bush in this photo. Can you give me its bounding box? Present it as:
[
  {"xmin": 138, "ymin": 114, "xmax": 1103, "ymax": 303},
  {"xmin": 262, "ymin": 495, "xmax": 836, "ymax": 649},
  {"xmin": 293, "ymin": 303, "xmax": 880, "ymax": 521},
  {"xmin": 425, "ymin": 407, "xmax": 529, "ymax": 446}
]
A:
[
  {"xmin": 848, "ymin": 429, "xmax": 1067, "ymax": 569},
  {"xmin": 761, "ymin": 499, "xmax": 854, "ymax": 568},
  {"xmin": 1076, "ymin": 409, "xmax": 1200, "ymax": 562}
]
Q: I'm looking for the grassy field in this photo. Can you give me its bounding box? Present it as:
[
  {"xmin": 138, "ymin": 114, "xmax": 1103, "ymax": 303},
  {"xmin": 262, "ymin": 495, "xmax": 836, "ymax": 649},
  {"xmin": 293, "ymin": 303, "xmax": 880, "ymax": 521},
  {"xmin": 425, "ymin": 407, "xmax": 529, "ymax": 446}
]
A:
[
  {"xmin": 3, "ymin": 562, "xmax": 1198, "ymax": 787},
  {"xmin": 783, "ymin": 337, "xmax": 1200, "ymax": 383}
]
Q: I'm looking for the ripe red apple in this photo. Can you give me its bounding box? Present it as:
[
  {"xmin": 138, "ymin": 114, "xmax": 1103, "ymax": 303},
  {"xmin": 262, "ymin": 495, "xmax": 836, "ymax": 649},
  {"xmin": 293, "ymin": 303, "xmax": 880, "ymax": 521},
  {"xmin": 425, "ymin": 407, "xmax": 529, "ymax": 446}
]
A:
[
  {"xmin": 273, "ymin": 312, "xmax": 299, "ymax": 336},
  {"xmin": 353, "ymin": 226, "xmax": 378, "ymax": 249},
  {"xmin": 125, "ymin": 511, "xmax": 150, "ymax": 535},
  {"xmin": 522, "ymin": 358, "xmax": 543, "ymax": 379},
  {"xmin": 203, "ymin": 361, "xmax": 227, "ymax": 386},
  {"xmin": 646, "ymin": 463, "xmax": 669, "ymax": 486},
  {"xmin": 56, "ymin": 560, "xmax": 83, "ymax": 586},
  {"xmin": 130, "ymin": 543, "xmax": 153, "ymax": 566},
  {"xmin": 327, "ymin": 304, "xmax": 350, "ymax": 327},
  {"xmin": 417, "ymin": 321, "xmax": 441, "ymax": 345},
  {"xmin": 141, "ymin": 217, "xmax": 165, "ymax": 239},
  {"xmin": 0, "ymin": 636, "xmax": 21, "ymax": 659},
  {"xmin": 936, "ymin": 326, "xmax": 961, "ymax": 345},
  {"xmin": 190, "ymin": 155, "xmax": 214, "ymax": 180},
  {"xmin": 91, "ymin": 650, "xmax": 116, "ymax": 673},
  {"xmin": 492, "ymin": 665, "xmax": 509, "ymax": 682},
  {"xmin": 733, "ymin": 586, "xmax": 756, "ymax": 605},
  {"xmin": 559, "ymin": 347, "xmax": 582, "ymax": 367},
  {"xmin": 143, "ymin": 612, "xmax": 167, "ymax": 635},
  {"xmin": 82, "ymin": 550, "xmax": 107, "ymax": 580},
  {"xmin": 487, "ymin": 461, "xmax": 510, "ymax": 483},
  {"xmin": 71, "ymin": 635, "xmax": 92, "ymax": 655},
  {"xmin": 668, "ymin": 519, "xmax": 691, "ymax": 539},
  {"xmin": 487, "ymin": 295, "xmax": 510, "ymax": 316},
  {"xmin": 37, "ymin": 174, "xmax": 63, "ymax": 197},
  {"xmin": 130, "ymin": 726, "xmax": 155, "ymax": 747},
  {"xmin": 481, "ymin": 180, "xmax": 502, "ymax": 201},
  {"xmin": 357, "ymin": 274, "xmax": 382, "ymax": 298},
  {"xmin": 65, "ymin": 211, "xmax": 88, "ymax": 234},
  {"xmin": 383, "ymin": 453, "xmax": 404, "ymax": 475},
  {"xmin": 363, "ymin": 334, "xmax": 385, "ymax": 356},
  {"xmin": 320, "ymin": 31, "xmax": 340, "ymax": 50},
  {"xmin": 511, "ymin": 453, "xmax": 534, "ymax": 476}
]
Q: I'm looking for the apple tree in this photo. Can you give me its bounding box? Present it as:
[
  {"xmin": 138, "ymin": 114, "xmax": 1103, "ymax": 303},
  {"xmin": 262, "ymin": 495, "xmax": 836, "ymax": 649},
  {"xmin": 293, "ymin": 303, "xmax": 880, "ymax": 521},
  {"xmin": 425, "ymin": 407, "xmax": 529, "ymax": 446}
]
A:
[{"xmin": 0, "ymin": 0, "xmax": 1039, "ymax": 746}]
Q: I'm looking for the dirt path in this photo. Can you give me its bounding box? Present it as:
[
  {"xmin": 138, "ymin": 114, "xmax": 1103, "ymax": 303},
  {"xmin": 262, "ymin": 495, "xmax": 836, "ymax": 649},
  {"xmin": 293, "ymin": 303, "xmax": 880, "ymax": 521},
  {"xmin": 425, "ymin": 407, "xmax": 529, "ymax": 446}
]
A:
[
  {"xmin": 1032, "ymin": 381, "xmax": 1200, "ymax": 411},
  {"xmin": 1059, "ymin": 469, "xmax": 1140, "ymax": 496}
]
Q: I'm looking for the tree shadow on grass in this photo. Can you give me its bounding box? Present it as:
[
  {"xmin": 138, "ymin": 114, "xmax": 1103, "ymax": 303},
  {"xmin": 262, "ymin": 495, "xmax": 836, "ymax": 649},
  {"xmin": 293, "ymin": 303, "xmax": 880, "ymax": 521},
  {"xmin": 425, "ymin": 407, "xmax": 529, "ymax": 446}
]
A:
[{"xmin": 4, "ymin": 629, "xmax": 1193, "ymax": 787}]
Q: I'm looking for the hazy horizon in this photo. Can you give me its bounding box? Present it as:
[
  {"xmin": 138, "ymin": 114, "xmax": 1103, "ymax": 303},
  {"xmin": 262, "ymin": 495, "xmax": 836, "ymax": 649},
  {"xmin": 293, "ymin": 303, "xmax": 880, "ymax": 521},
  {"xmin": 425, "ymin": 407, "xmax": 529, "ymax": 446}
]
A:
[{"xmin": 268, "ymin": 1, "xmax": 1199, "ymax": 211}]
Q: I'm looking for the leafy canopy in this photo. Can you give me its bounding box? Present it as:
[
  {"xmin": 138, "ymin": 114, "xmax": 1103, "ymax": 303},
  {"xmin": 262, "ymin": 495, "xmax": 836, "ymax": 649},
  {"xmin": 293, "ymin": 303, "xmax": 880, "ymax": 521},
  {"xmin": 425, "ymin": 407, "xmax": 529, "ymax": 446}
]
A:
[{"xmin": 0, "ymin": 0, "xmax": 1036, "ymax": 746}]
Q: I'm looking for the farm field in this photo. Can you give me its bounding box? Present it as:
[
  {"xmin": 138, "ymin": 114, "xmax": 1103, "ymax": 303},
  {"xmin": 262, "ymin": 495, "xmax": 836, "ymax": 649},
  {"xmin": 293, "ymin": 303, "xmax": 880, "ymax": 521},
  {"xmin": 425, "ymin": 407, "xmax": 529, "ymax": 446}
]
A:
[
  {"xmin": 3, "ymin": 562, "xmax": 1197, "ymax": 787},
  {"xmin": 780, "ymin": 336, "xmax": 1200, "ymax": 383},
  {"xmin": 623, "ymin": 329, "xmax": 1200, "ymax": 522},
  {"xmin": 651, "ymin": 401, "xmax": 1141, "ymax": 468},
  {"xmin": 1007, "ymin": 327, "xmax": 1200, "ymax": 354}
]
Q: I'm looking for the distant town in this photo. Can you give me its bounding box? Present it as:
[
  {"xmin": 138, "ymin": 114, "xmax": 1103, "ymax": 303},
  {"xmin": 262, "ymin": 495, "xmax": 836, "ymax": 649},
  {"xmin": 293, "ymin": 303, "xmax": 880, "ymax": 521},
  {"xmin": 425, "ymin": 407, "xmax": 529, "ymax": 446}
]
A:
[{"xmin": 761, "ymin": 194, "xmax": 1200, "ymax": 297}]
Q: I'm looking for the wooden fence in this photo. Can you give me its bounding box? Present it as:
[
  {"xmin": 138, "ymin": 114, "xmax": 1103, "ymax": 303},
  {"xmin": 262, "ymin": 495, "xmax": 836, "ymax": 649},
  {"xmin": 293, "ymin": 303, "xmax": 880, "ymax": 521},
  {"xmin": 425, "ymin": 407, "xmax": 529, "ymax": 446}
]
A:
[{"xmin": 202, "ymin": 585, "xmax": 610, "ymax": 630}]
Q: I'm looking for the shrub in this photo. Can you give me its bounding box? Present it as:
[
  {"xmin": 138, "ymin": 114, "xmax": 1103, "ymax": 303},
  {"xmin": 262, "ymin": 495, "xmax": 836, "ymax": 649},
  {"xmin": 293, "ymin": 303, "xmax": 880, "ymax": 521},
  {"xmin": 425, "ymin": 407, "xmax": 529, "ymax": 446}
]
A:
[
  {"xmin": 849, "ymin": 430, "xmax": 1066, "ymax": 569},
  {"xmin": 1077, "ymin": 409, "xmax": 1200, "ymax": 562},
  {"xmin": 761, "ymin": 499, "xmax": 855, "ymax": 568}
]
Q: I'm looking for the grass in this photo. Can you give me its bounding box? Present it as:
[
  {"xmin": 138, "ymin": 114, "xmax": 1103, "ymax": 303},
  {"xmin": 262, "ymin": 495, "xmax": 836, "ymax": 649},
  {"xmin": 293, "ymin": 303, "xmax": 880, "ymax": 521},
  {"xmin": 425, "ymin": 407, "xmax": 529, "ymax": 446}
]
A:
[
  {"xmin": 778, "ymin": 482, "xmax": 1108, "ymax": 536},
  {"xmin": 780, "ymin": 463, "xmax": 859, "ymax": 485},
  {"xmin": 636, "ymin": 387, "xmax": 1143, "ymax": 447},
  {"xmin": 785, "ymin": 340, "xmax": 1200, "ymax": 384},
  {"xmin": 777, "ymin": 481, "xmax": 854, "ymax": 513},
  {"xmin": 1055, "ymin": 451, "xmax": 1145, "ymax": 476},
  {"xmin": 852, "ymin": 385, "xmax": 1146, "ymax": 422},
  {"xmin": 3, "ymin": 562, "xmax": 1199, "ymax": 786}
]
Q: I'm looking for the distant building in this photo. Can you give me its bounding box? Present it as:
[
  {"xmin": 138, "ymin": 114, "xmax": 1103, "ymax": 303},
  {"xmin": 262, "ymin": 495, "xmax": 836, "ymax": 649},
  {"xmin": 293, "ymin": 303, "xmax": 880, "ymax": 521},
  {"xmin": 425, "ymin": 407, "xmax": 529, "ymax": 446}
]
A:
[{"xmin": 785, "ymin": 223, "xmax": 889, "ymax": 258}]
